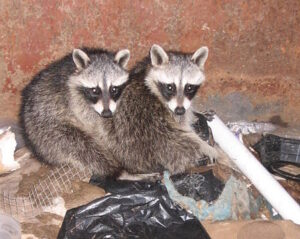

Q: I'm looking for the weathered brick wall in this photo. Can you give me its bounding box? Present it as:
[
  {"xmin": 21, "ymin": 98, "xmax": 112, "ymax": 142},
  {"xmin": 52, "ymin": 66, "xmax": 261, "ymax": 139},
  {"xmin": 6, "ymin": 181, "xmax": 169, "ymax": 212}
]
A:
[{"xmin": 0, "ymin": 0, "xmax": 299, "ymax": 125}]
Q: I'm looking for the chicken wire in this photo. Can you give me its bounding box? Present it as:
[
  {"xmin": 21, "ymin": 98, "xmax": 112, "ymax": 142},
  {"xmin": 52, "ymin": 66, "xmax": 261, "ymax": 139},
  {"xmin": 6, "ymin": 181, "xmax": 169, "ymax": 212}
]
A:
[{"xmin": 0, "ymin": 164, "xmax": 92, "ymax": 221}]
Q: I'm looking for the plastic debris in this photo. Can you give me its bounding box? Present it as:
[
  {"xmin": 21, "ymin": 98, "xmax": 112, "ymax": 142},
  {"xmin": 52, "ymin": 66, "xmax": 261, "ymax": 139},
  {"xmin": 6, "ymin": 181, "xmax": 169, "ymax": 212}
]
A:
[
  {"xmin": 58, "ymin": 176, "xmax": 211, "ymax": 239},
  {"xmin": 170, "ymin": 170, "xmax": 224, "ymax": 202},
  {"xmin": 208, "ymin": 115, "xmax": 300, "ymax": 224},
  {"xmin": 0, "ymin": 119, "xmax": 25, "ymax": 150},
  {"xmin": 253, "ymin": 134, "xmax": 300, "ymax": 181},
  {"xmin": 58, "ymin": 168, "xmax": 275, "ymax": 238},
  {"xmin": 0, "ymin": 213, "xmax": 21, "ymax": 239},
  {"xmin": 268, "ymin": 161, "xmax": 300, "ymax": 182},
  {"xmin": 0, "ymin": 127, "xmax": 19, "ymax": 173},
  {"xmin": 254, "ymin": 134, "xmax": 300, "ymax": 165},
  {"xmin": 227, "ymin": 121, "xmax": 277, "ymax": 135},
  {"xmin": 90, "ymin": 170, "xmax": 224, "ymax": 203},
  {"xmin": 164, "ymin": 171, "xmax": 265, "ymax": 221},
  {"xmin": 42, "ymin": 197, "xmax": 66, "ymax": 217}
]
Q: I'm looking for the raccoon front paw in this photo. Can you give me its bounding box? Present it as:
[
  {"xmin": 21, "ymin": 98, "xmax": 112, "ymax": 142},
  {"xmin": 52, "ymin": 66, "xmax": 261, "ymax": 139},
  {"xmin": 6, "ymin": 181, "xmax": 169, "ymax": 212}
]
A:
[
  {"xmin": 202, "ymin": 110, "xmax": 216, "ymax": 122},
  {"xmin": 204, "ymin": 145, "xmax": 220, "ymax": 164}
]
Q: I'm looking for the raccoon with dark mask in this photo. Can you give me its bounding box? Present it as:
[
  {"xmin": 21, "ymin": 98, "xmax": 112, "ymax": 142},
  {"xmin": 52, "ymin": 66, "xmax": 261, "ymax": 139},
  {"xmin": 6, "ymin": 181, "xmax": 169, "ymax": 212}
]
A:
[
  {"xmin": 20, "ymin": 47, "xmax": 130, "ymax": 175},
  {"xmin": 110, "ymin": 44, "xmax": 219, "ymax": 175}
]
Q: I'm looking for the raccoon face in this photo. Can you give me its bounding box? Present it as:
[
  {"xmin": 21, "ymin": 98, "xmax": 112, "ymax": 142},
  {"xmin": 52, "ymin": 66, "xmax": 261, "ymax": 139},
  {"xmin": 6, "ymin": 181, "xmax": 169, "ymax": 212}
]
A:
[
  {"xmin": 146, "ymin": 44, "xmax": 208, "ymax": 116},
  {"xmin": 70, "ymin": 48, "xmax": 130, "ymax": 118}
]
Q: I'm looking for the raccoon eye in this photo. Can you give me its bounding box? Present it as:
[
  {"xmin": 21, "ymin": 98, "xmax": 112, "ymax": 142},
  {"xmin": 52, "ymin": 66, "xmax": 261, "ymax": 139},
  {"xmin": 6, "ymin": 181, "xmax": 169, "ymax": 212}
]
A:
[
  {"xmin": 184, "ymin": 84, "xmax": 200, "ymax": 99},
  {"xmin": 111, "ymin": 87, "xmax": 117, "ymax": 93},
  {"xmin": 110, "ymin": 86, "xmax": 119, "ymax": 95},
  {"xmin": 79, "ymin": 86, "xmax": 101, "ymax": 104},
  {"xmin": 157, "ymin": 82, "xmax": 176, "ymax": 100},
  {"xmin": 166, "ymin": 84, "xmax": 175, "ymax": 92},
  {"xmin": 110, "ymin": 84, "xmax": 126, "ymax": 101},
  {"xmin": 90, "ymin": 87, "xmax": 101, "ymax": 95},
  {"xmin": 187, "ymin": 85, "xmax": 192, "ymax": 91},
  {"xmin": 185, "ymin": 84, "xmax": 198, "ymax": 93}
]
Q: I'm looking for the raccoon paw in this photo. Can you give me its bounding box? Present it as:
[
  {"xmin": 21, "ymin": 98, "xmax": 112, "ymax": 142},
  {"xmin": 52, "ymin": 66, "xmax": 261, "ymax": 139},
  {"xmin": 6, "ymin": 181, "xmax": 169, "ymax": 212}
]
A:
[
  {"xmin": 202, "ymin": 109, "xmax": 216, "ymax": 122},
  {"xmin": 202, "ymin": 145, "xmax": 220, "ymax": 164}
]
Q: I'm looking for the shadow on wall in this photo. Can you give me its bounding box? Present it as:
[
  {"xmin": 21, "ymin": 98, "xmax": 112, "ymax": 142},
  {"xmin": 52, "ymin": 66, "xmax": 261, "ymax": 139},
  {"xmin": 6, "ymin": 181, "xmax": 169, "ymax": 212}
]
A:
[{"xmin": 195, "ymin": 92, "xmax": 284, "ymax": 123}]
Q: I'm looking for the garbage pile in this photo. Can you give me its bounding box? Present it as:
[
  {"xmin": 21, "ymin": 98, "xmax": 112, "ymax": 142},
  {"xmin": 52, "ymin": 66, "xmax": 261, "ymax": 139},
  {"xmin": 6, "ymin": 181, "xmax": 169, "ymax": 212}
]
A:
[
  {"xmin": 1, "ymin": 115, "xmax": 300, "ymax": 238},
  {"xmin": 58, "ymin": 175, "xmax": 212, "ymax": 239}
]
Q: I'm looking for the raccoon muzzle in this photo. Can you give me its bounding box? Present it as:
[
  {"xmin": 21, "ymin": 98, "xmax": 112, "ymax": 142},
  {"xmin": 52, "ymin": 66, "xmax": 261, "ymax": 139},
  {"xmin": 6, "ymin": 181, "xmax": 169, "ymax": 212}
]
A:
[
  {"xmin": 101, "ymin": 109, "xmax": 113, "ymax": 118},
  {"xmin": 175, "ymin": 107, "xmax": 186, "ymax": 116}
]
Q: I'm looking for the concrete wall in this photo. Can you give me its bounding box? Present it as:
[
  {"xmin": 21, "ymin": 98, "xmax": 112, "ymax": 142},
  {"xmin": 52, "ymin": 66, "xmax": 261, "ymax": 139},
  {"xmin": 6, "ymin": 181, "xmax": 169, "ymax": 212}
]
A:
[{"xmin": 0, "ymin": 0, "xmax": 299, "ymax": 125}]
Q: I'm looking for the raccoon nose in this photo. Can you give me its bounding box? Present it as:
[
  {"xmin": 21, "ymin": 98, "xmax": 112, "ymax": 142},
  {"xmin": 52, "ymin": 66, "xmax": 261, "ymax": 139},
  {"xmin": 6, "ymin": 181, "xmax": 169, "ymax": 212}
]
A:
[
  {"xmin": 101, "ymin": 109, "xmax": 113, "ymax": 118},
  {"xmin": 174, "ymin": 107, "xmax": 185, "ymax": 115}
]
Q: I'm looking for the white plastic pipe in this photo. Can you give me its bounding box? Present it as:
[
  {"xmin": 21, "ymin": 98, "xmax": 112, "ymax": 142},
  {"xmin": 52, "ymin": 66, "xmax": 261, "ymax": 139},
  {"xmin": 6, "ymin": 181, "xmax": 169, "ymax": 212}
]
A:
[{"xmin": 207, "ymin": 115, "xmax": 300, "ymax": 224}]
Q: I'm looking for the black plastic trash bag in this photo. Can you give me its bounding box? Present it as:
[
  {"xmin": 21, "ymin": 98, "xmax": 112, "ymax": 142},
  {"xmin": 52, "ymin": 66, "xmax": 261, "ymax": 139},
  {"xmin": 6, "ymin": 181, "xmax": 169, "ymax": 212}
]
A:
[
  {"xmin": 57, "ymin": 179, "xmax": 211, "ymax": 239},
  {"xmin": 170, "ymin": 170, "xmax": 224, "ymax": 202},
  {"xmin": 90, "ymin": 170, "xmax": 224, "ymax": 203},
  {"xmin": 90, "ymin": 175, "xmax": 159, "ymax": 195}
]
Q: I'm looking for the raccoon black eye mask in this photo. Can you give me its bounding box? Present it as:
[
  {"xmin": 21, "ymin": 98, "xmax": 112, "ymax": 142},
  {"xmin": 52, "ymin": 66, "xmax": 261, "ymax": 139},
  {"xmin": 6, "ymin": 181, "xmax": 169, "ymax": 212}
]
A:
[
  {"xmin": 79, "ymin": 86, "xmax": 102, "ymax": 104},
  {"xmin": 157, "ymin": 82, "xmax": 177, "ymax": 100},
  {"xmin": 109, "ymin": 83, "xmax": 127, "ymax": 102},
  {"xmin": 157, "ymin": 82, "xmax": 200, "ymax": 101},
  {"xmin": 184, "ymin": 84, "xmax": 200, "ymax": 100},
  {"xmin": 79, "ymin": 82, "xmax": 127, "ymax": 105}
]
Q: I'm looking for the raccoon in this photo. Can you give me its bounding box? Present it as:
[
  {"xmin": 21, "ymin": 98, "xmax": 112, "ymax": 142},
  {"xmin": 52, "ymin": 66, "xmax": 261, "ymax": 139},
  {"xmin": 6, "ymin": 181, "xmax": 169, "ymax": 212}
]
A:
[
  {"xmin": 110, "ymin": 44, "xmax": 219, "ymax": 175},
  {"xmin": 20, "ymin": 47, "xmax": 130, "ymax": 175}
]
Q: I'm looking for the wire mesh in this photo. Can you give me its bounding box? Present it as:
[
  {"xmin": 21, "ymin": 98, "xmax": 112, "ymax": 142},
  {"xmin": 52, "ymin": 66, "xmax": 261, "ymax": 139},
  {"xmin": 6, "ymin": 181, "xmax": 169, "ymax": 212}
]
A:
[{"xmin": 0, "ymin": 164, "xmax": 92, "ymax": 220}]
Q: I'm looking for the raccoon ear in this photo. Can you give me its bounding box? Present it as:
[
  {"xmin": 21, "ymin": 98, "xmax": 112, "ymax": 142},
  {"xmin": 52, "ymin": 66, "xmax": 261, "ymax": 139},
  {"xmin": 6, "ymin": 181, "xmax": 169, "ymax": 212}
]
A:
[
  {"xmin": 72, "ymin": 49, "xmax": 91, "ymax": 71},
  {"xmin": 115, "ymin": 49, "xmax": 130, "ymax": 68},
  {"xmin": 150, "ymin": 44, "xmax": 169, "ymax": 67},
  {"xmin": 191, "ymin": 46, "xmax": 209, "ymax": 71}
]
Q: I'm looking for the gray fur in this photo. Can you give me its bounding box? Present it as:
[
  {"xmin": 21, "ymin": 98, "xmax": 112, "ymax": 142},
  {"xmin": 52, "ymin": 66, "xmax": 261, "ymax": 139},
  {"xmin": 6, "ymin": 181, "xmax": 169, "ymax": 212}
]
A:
[
  {"xmin": 105, "ymin": 45, "xmax": 219, "ymax": 175},
  {"xmin": 20, "ymin": 45, "xmax": 218, "ymax": 177},
  {"xmin": 146, "ymin": 45, "xmax": 207, "ymax": 120},
  {"xmin": 20, "ymin": 47, "xmax": 130, "ymax": 175}
]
